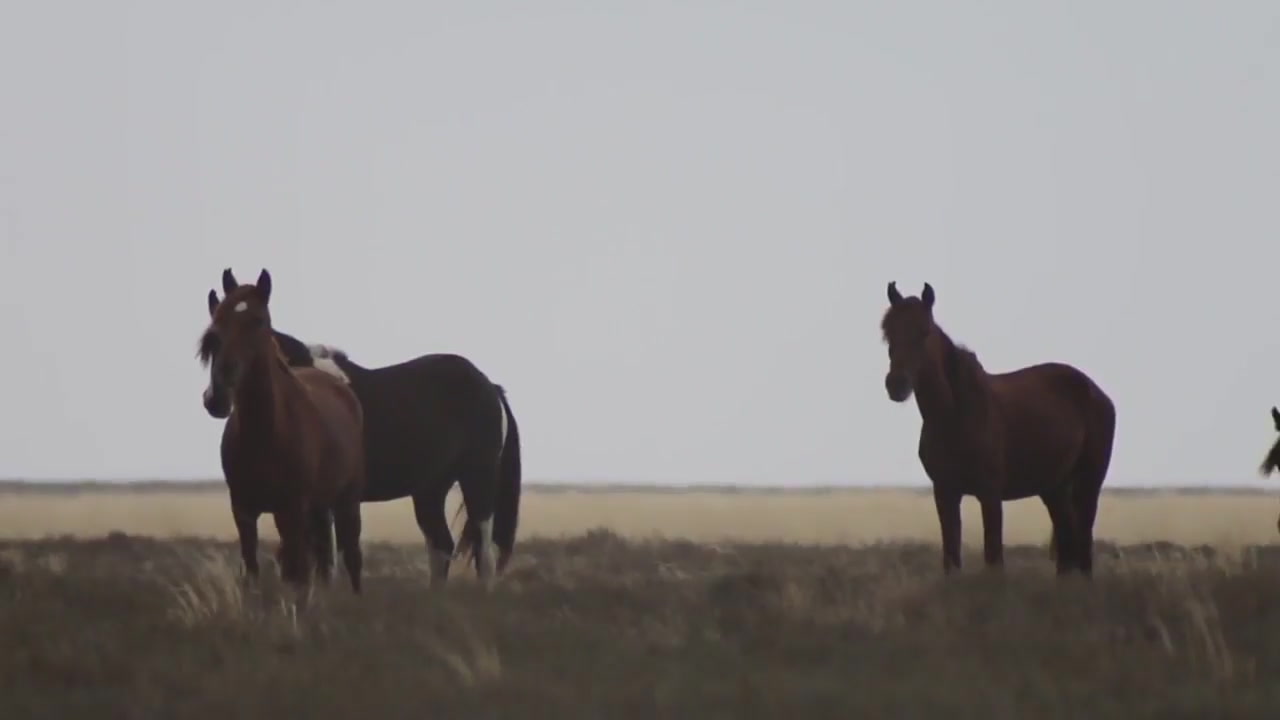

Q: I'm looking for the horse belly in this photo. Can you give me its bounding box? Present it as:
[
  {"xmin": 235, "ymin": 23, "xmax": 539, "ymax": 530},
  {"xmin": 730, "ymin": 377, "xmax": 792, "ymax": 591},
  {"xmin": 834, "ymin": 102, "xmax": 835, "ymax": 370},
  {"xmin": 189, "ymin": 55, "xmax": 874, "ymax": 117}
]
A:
[
  {"xmin": 361, "ymin": 408, "xmax": 461, "ymax": 493},
  {"xmin": 917, "ymin": 435, "xmax": 990, "ymax": 496}
]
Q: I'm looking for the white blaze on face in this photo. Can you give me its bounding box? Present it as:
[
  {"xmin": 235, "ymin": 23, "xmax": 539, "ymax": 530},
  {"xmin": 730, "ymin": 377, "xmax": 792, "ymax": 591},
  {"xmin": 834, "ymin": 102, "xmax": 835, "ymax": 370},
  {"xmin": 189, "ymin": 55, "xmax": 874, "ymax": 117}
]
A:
[
  {"xmin": 233, "ymin": 301, "xmax": 248, "ymax": 312},
  {"xmin": 307, "ymin": 344, "xmax": 350, "ymax": 384}
]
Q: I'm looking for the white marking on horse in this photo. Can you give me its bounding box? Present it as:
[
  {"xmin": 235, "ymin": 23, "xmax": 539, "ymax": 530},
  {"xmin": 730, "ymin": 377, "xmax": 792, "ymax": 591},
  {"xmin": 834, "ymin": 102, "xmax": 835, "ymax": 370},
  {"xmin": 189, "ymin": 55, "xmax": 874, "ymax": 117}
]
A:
[
  {"xmin": 497, "ymin": 395, "xmax": 508, "ymax": 450},
  {"xmin": 425, "ymin": 543, "xmax": 451, "ymax": 587},
  {"xmin": 307, "ymin": 344, "xmax": 350, "ymax": 384},
  {"xmin": 233, "ymin": 301, "xmax": 247, "ymax": 312},
  {"xmin": 477, "ymin": 517, "xmax": 496, "ymax": 587}
]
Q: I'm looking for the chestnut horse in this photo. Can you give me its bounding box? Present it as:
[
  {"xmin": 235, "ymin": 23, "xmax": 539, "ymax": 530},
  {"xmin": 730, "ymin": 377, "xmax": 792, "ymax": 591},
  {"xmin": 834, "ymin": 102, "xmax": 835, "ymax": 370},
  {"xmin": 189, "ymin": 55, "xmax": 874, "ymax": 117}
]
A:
[
  {"xmin": 203, "ymin": 268, "xmax": 520, "ymax": 589},
  {"xmin": 197, "ymin": 269, "xmax": 367, "ymax": 598},
  {"xmin": 1256, "ymin": 406, "xmax": 1280, "ymax": 534},
  {"xmin": 879, "ymin": 282, "xmax": 1116, "ymax": 576}
]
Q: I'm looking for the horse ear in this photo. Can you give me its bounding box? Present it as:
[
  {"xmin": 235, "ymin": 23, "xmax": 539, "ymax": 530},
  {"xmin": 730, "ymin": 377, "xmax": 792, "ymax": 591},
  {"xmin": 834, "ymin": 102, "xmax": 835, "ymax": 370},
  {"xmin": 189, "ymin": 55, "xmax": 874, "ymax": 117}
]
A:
[
  {"xmin": 207, "ymin": 289, "xmax": 219, "ymax": 317},
  {"xmin": 221, "ymin": 268, "xmax": 239, "ymax": 295},
  {"xmin": 887, "ymin": 282, "xmax": 904, "ymax": 306},
  {"xmin": 921, "ymin": 282, "xmax": 935, "ymax": 309},
  {"xmin": 256, "ymin": 269, "xmax": 272, "ymax": 304},
  {"xmin": 1271, "ymin": 406, "xmax": 1279, "ymax": 431}
]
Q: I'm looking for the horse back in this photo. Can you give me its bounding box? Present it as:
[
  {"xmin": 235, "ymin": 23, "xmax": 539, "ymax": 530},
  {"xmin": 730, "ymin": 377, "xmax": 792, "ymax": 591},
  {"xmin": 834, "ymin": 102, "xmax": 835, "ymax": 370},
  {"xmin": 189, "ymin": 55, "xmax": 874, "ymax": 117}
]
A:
[
  {"xmin": 989, "ymin": 362, "xmax": 1115, "ymax": 485},
  {"xmin": 353, "ymin": 352, "xmax": 502, "ymax": 456},
  {"xmin": 990, "ymin": 362, "xmax": 1113, "ymax": 427}
]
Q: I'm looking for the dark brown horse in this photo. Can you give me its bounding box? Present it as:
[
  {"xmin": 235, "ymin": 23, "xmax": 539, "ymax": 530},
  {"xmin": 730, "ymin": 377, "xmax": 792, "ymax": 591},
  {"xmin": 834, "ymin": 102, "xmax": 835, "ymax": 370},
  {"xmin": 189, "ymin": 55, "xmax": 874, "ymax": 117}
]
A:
[
  {"xmin": 203, "ymin": 269, "xmax": 520, "ymax": 589},
  {"xmin": 1257, "ymin": 407, "xmax": 1280, "ymax": 534},
  {"xmin": 197, "ymin": 269, "xmax": 367, "ymax": 598},
  {"xmin": 880, "ymin": 282, "xmax": 1116, "ymax": 576}
]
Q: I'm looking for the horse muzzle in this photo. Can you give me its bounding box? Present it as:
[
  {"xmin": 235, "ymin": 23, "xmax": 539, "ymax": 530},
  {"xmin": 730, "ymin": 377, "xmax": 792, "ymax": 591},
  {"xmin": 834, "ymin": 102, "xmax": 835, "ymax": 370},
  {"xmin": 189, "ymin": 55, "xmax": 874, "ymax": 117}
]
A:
[
  {"xmin": 203, "ymin": 386, "xmax": 232, "ymax": 419},
  {"xmin": 885, "ymin": 373, "xmax": 913, "ymax": 403}
]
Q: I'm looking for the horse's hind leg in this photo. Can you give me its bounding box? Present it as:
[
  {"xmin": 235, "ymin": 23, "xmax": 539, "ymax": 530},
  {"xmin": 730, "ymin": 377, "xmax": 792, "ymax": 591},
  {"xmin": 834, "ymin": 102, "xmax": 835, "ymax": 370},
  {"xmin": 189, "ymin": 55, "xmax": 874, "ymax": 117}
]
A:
[
  {"xmin": 457, "ymin": 462, "xmax": 500, "ymax": 589},
  {"xmin": 1070, "ymin": 431, "xmax": 1115, "ymax": 578},
  {"xmin": 309, "ymin": 506, "xmax": 335, "ymax": 587},
  {"xmin": 412, "ymin": 482, "xmax": 455, "ymax": 588},
  {"xmin": 1070, "ymin": 469, "xmax": 1106, "ymax": 577},
  {"xmin": 333, "ymin": 490, "xmax": 363, "ymax": 594},
  {"xmin": 1040, "ymin": 487, "xmax": 1078, "ymax": 576},
  {"xmin": 1072, "ymin": 385, "xmax": 1116, "ymax": 577}
]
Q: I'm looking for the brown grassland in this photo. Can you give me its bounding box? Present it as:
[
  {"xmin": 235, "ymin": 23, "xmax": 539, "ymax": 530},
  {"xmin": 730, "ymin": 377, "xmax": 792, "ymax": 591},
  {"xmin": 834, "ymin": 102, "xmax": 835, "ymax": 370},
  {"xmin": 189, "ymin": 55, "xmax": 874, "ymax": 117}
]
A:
[{"xmin": 2, "ymin": 483, "xmax": 1280, "ymax": 718}]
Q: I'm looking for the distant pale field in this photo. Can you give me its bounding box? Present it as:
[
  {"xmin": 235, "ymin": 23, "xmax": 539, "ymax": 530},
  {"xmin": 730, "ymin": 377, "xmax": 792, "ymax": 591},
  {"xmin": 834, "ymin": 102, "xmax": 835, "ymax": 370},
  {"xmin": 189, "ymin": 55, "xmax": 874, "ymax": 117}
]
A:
[{"xmin": 0, "ymin": 485, "xmax": 1277, "ymax": 546}]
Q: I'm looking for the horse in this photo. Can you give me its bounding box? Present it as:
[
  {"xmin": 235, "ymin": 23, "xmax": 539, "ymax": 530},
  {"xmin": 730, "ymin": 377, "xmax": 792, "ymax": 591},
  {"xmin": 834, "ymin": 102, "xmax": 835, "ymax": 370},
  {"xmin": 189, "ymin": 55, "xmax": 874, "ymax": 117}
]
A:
[
  {"xmin": 202, "ymin": 268, "xmax": 521, "ymax": 588},
  {"xmin": 197, "ymin": 268, "xmax": 367, "ymax": 601},
  {"xmin": 879, "ymin": 281, "xmax": 1116, "ymax": 576},
  {"xmin": 1256, "ymin": 406, "xmax": 1280, "ymax": 534}
]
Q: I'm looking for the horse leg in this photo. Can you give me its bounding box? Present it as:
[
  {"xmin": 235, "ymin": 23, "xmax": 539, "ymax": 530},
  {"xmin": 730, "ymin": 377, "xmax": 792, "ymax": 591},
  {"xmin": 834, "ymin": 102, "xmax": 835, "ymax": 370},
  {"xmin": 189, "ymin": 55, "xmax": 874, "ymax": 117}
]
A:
[
  {"xmin": 932, "ymin": 487, "xmax": 963, "ymax": 574},
  {"xmin": 979, "ymin": 495, "xmax": 1004, "ymax": 569},
  {"xmin": 231, "ymin": 504, "xmax": 260, "ymax": 583},
  {"xmin": 273, "ymin": 506, "xmax": 313, "ymax": 605},
  {"xmin": 332, "ymin": 490, "xmax": 363, "ymax": 594},
  {"xmin": 1070, "ymin": 472, "xmax": 1104, "ymax": 578},
  {"xmin": 309, "ymin": 506, "xmax": 335, "ymax": 587},
  {"xmin": 458, "ymin": 463, "xmax": 500, "ymax": 589},
  {"xmin": 1040, "ymin": 487, "xmax": 1077, "ymax": 576},
  {"xmin": 412, "ymin": 483, "xmax": 455, "ymax": 588}
]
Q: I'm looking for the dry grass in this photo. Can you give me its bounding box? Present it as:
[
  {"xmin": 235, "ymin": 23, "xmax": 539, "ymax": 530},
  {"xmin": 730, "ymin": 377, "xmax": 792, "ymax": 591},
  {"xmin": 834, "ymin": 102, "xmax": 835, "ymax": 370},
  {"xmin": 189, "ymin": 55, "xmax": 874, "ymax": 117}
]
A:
[
  {"xmin": 2, "ymin": 532, "xmax": 1280, "ymax": 717},
  {"xmin": 2, "ymin": 485, "xmax": 1280, "ymax": 717},
  {"xmin": 0, "ymin": 484, "xmax": 1277, "ymax": 546}
]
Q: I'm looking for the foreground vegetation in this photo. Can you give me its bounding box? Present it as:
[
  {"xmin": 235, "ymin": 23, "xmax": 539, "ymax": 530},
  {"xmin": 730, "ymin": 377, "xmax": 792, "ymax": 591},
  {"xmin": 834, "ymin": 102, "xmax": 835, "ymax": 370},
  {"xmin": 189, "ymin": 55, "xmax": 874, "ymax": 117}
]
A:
[{"xmin": 2, "ymin": 532, "xmax": 1280, "ymax": 718}]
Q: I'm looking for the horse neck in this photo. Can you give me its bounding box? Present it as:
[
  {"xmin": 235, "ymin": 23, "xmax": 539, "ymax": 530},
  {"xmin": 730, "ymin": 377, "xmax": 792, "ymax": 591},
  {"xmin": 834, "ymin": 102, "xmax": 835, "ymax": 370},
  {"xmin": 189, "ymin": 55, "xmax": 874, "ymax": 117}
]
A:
[
  {"xmin": 232, "ymin": 347, "xmax": 297, "ymax": 437},
  {"xmin": 912, "ymin": 326, "xmax": 968, "ymax": 425}
]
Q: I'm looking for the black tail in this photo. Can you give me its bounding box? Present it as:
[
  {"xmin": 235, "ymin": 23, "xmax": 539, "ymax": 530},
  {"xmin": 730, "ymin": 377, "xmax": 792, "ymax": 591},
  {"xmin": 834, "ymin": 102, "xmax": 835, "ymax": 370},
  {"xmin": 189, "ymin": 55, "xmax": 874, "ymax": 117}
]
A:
[
  {"xmin": 454, "ymin": 383, "xmax": 523, "ymax": 573},
  {"xmin": 492, "ymin": 385, "xmax": 522, "ymax": 571}
]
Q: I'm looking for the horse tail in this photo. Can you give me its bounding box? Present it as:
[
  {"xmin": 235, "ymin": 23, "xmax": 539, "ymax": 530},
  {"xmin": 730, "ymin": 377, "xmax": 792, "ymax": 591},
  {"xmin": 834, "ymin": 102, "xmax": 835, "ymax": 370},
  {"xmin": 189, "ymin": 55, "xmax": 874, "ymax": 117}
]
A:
[
  {"xmin": 454, "ymin": 383, "xmax": 523, "ymax": 573},
  {"xmin": 491, "ymin": 384, "xmax": 522, "ymax": 572}
]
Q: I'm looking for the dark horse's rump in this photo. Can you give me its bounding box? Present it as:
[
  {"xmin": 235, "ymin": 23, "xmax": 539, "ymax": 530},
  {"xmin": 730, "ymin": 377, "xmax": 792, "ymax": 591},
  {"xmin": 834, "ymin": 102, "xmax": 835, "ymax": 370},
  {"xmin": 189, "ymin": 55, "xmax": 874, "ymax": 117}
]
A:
[
  {"xmin": 203, "ymin": 269, "xmax": 521, "ymax": 586},
  {"xmin": 880, "ymin": 281, "xmax": 1116, "ymax": 576}
]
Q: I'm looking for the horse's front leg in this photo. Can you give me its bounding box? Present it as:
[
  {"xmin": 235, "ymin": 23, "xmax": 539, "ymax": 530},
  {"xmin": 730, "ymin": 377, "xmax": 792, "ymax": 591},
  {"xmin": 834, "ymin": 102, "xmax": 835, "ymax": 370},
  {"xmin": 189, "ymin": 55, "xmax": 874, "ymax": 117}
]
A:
[
  {"xmin": 932, "ymin": 487, "xmax": 962, "ymax": 574},
  {"xmin": 979, "ymin": 495, "xmax": 1004, "ymax": 569},
  {"xmin": 231, "ymin": 503, "xmax": 260, "ymax": 583},
  {"xmin": 273, "ymin": 505, "xmax": 313, "ymax": 605},
  {"xmin": 308, "ymin": 505, "xmax": 335, "ymax": 587}
]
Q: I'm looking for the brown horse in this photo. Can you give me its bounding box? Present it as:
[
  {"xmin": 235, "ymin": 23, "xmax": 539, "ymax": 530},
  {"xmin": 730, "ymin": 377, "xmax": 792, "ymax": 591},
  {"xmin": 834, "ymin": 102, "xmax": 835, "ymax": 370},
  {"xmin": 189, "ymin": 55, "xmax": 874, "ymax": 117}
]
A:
[
  {"xmin": 1256, "ymin": 407, "xmax": 1280, "ymax": 534},
  {"xmin": 879, "ymin": 282, "xmax": 1116, "ymax": 576},
  {"xmin": 197, "ymin": 268, "xmax": 367, "ymax": 598}
]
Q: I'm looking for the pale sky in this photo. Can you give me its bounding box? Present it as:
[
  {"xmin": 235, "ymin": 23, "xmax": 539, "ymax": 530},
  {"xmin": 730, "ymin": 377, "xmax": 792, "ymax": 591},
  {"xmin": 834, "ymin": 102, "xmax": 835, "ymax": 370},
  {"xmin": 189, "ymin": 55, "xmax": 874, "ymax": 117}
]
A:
[{"xmin": 1, "ymin": 1, "xmax": 1278, "ymax": 487}]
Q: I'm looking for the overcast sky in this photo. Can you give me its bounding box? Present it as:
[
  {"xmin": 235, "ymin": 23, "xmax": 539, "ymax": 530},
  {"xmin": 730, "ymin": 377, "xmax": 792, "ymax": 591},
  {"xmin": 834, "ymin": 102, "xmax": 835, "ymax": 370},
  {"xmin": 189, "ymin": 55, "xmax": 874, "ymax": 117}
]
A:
[{"xmin": 1, "ymin": 1, "xmax": 1277, "ymax": 486}]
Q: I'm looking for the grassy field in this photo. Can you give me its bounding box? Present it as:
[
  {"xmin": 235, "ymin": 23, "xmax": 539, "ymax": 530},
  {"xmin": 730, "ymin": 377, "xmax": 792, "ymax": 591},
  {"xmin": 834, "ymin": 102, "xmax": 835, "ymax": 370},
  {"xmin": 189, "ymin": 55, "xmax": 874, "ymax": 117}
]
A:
[
  {"xmin": 1, "ymin": 482, "xmax": 1278, "ymax": 546},
  {"xmin": 2, "ymin": 484, "xmax": 1280, "ymax": 718}
]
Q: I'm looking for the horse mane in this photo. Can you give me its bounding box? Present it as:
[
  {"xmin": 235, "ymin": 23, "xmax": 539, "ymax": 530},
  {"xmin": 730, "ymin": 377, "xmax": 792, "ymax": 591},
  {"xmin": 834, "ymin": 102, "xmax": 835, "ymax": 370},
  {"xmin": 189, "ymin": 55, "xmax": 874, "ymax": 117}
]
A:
[
  {"xmin": 196, "ymin": 330, "xmax": 218, "ymax": 367},
  {"xmin": 270, "ymin": 336, "xmax": 296, "ymax": 375},
  {"xmin": 193, "ymin": 327, "xmax": 293, "ymax": 375},
  {"xmin": 933, "ymin": 325, "xmax": 992, "ymax": 416},
  {"xmin": 878, "ymin": 307, "xmax": 896, "ymax": 342}
]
